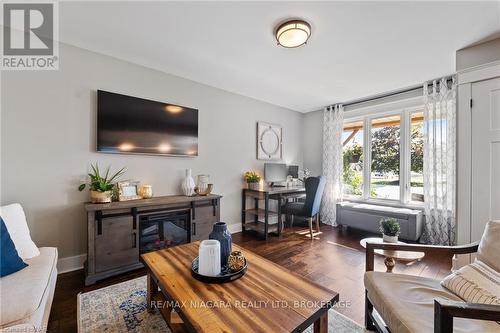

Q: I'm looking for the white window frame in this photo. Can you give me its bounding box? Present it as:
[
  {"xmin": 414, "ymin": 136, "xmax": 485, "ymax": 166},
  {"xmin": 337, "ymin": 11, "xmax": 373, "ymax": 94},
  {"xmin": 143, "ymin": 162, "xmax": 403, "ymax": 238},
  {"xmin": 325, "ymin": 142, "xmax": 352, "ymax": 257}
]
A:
[{"xmin": 342, "ymin": 98, "xmax": 424, "ymax": 208}]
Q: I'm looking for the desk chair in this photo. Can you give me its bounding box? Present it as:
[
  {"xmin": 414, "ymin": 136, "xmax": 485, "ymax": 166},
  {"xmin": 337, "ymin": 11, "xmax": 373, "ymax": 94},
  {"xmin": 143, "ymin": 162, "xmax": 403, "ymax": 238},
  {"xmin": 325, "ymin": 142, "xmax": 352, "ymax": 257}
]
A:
[{"xmin": 282, "ymin": 176, "xmax": 326, "ymax": 239}]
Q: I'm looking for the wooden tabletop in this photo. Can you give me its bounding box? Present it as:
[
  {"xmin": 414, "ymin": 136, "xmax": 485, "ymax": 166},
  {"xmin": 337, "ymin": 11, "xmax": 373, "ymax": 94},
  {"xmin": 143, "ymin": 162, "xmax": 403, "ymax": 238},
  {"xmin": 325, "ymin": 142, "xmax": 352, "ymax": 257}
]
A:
[
  {"xmin": 141, "ymin": 242, "xmax": 339, "ymax": 333},
  {"xmin": 360, "ymin": 237, "xmax": 425, "ymax": 262},
  {"xmin": 84, "ymin": 194, "xmax": 222, "ymax": 211},
  {"xmin": 244, "ymin": 185, "xmax": 305, "ymax": 195}
]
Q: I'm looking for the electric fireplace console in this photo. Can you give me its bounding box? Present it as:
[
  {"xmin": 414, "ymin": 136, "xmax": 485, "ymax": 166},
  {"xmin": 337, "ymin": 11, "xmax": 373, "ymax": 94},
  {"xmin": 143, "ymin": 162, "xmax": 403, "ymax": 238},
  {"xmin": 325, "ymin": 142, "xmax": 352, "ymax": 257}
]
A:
[{"xmin": 84, "ymin": 194, "xmax": 221, "ymax": 285}]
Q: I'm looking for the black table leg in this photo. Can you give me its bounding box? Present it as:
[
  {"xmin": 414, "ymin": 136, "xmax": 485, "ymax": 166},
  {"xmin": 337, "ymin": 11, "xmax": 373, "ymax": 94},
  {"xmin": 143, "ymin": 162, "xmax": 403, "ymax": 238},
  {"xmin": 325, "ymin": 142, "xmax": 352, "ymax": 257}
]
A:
[
  {"xmin": 264, "ymin": 193, "xmax": 269, "ymax": 240},
  {"xmin": 241, "ymin": 189, "xmax": 246, "ymax": 232},
  {"xmin": 277, "ymin": 194, "xmax": 282, "ymax": 236}
]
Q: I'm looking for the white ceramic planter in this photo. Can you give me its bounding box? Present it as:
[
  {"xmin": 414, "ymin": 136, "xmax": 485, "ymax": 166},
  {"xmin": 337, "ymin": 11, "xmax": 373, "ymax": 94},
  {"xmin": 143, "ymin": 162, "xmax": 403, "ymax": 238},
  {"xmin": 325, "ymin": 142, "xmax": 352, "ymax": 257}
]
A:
[{"xmin": 382, "ymin": 234, "xmax": 399, "ymax": 243}]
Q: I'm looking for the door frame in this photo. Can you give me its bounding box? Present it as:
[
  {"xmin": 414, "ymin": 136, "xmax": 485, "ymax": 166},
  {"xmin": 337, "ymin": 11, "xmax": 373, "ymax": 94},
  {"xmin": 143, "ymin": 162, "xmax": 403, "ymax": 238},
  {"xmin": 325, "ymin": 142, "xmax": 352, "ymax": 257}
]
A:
[{"xmin": 455, "ymin": 60, "xmax": 500, "ymax": 268}]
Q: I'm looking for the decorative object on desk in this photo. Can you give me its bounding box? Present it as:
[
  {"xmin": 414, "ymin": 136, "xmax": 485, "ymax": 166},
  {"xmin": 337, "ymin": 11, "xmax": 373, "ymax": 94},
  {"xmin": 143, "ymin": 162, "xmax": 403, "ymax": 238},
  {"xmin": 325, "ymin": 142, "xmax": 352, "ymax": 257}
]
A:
[
  {"xmin": 181, "ymin": 168, "xmax": 196, "ymax": 196},
  {"xmin": 209, "ymin": 222, "xmax": 232, "ymax": 267},
  {"xmin": 139, "ymin": 185, "xmax": 153, "ymax": 199},
  {"xmin": 244, "ymin": 171, "xmax": 261, "ymax": 190},
  {"xmin": 117, "ymin": 181, "xmax": 142, "ymax": 201},
  {"xmin": 78, "ymin": 163, "xmax": 126, "ymax": 203},
  {"xmin": 192, "ymin": 256, "xmax": 247, "ymax": 283},
  {"xmin": 257, "ymin": 121, "xmax": 283, "ymax": 160},
  {"xmin": 379, "ymin": 217, "xmax": 400, "ymax": 243},
  {"xmin": 198, "ymin": 239, "xmax": 221, "ymax": 276},
  {"xmin": 298, "ymin": 168, "xmax": 311, "ymax": 183},
  {"xmin": 195, "ymin": 184, "xmax": 213, "ymax": 196},
  {"xmin": 228, "ymin": 251, "xmax": 246, "ymax": 272}
]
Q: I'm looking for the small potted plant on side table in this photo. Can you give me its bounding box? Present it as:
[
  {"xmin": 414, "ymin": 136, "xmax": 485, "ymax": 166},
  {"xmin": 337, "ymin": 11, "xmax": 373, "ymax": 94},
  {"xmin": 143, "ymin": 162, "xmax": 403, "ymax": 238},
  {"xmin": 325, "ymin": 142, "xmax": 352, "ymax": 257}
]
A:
[
  {"xmin": 379, "ymin": 218, "xmax": 400, "ymax": 243},
  {"xmin": 78, "ymin": 163, "xmax": 126, "ymax": 203},
  {"xmin": 244, "ymin": 171, "xmax": 261, "ymax": 190}
]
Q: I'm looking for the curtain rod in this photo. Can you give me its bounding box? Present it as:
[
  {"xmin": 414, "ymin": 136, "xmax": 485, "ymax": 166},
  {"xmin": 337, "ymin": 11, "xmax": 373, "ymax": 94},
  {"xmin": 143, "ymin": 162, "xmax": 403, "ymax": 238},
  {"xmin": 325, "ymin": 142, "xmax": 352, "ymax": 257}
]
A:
[{"xmin": 340, "ymin": 75, "xmax": 455, "ymax": 108}]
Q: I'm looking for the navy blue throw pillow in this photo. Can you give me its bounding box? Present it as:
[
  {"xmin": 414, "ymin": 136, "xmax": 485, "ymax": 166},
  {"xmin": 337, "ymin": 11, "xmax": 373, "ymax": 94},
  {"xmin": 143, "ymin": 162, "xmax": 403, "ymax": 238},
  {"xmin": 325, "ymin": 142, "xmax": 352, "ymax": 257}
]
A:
[{"xmin": 1, "ymin": 217, "xmax": 28, "ymax": 277}]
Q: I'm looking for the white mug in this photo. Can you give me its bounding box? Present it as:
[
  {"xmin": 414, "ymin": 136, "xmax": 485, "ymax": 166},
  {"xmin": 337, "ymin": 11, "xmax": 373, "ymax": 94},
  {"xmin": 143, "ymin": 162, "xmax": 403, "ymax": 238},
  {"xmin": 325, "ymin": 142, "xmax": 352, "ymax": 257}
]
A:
[{"xmin": 198, "ymin": 240, "xmax": 221, "ymax": 276}]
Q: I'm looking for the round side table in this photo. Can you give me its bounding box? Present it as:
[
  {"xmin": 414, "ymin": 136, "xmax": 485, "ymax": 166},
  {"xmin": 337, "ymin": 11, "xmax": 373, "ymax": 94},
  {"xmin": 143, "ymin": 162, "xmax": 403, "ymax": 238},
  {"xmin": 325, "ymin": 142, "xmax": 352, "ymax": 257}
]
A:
[{"xmin": 360, "ymin": 237, "xmax": 425, "ymax": 273}]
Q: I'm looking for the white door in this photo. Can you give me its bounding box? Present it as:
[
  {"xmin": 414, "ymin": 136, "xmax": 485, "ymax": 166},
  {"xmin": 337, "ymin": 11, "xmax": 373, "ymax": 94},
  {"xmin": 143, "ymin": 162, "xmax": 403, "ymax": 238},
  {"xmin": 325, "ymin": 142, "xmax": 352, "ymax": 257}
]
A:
[{"xmin": 471, "ymin": 77, "xmax": 500, "ymax": 241}]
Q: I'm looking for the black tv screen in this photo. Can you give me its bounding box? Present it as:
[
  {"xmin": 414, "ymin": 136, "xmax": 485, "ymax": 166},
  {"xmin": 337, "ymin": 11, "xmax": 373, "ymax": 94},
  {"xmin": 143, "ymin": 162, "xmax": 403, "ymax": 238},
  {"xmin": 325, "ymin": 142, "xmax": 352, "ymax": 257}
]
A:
[{"xmin": 97, "ymin": 90, "xmax": 198, "ymax": 156}]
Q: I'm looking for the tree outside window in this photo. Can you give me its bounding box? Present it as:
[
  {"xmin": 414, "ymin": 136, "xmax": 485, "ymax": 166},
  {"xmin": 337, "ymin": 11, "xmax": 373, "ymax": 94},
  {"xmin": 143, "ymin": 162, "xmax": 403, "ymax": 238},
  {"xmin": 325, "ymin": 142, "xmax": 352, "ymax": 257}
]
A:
[
  {"xmin": 342, "ymin": 110, "xmax": 425, "ymax": 204},
  {"xmin": 342, "ymin": 121, "xmax": 363, "ymax": 197}
]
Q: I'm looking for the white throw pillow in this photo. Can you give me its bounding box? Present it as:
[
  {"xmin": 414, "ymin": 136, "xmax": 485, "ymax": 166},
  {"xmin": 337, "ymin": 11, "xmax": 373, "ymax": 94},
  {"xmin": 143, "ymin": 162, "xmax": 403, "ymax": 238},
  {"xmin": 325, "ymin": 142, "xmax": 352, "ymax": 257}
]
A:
[
  {"xmin": 441, "ymin": 260, "xmax": 500, "ymax": 305},
  {"xmin": 0, "ymin": 203, "xmax": 40, "ymax": 259},
  {"xmin": 477, "ymin": 220, "xmax": 500, "ymax": 272}
]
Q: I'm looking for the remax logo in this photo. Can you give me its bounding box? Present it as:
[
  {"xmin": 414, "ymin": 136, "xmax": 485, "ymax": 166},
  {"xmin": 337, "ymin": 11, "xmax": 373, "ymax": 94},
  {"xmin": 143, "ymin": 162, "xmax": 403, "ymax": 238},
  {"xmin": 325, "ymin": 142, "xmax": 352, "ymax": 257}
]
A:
[{"xmin": 1, "ymin": 2, "xmax": 58, "ymax": 70}]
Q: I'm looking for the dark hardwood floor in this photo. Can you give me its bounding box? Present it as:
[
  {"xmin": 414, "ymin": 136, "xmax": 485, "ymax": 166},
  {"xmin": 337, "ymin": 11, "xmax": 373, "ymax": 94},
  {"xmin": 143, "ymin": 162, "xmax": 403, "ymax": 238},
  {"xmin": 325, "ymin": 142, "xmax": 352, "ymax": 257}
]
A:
[{"xmin": 48, "ymin": 225, "xmax": 453, "ymax": 332}]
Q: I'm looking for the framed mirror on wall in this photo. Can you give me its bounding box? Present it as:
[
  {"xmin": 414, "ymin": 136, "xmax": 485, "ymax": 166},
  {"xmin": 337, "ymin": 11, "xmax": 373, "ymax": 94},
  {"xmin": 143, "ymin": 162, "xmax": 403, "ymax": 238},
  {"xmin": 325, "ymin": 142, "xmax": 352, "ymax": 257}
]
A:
[{"xmin": 257, "ymin": 122, "xmax": 283, "ymax": 160}]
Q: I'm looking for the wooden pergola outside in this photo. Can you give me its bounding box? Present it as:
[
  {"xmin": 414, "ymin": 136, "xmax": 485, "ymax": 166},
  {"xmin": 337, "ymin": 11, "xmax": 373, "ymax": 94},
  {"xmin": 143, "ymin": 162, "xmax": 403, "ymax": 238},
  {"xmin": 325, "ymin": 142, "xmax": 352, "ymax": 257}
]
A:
[{"xmin": 343, "ymin": 113, "xmax": 424, "ymax": 146}]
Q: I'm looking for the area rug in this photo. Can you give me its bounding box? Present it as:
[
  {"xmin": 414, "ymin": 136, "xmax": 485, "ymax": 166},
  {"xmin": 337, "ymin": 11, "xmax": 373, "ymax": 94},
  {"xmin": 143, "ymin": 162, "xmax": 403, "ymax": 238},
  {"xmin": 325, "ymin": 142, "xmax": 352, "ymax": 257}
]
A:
[{"xmin": 78, "ymin": 276, "xmax": 367, "ymax": 333}]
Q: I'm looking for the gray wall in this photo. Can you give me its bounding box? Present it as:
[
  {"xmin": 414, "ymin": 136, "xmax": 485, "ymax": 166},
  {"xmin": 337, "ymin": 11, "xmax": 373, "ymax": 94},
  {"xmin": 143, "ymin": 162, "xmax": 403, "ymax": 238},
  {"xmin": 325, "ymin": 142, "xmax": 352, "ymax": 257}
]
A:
[
  {"xmin": 302, "ymin": 110, "xmax": 323, "ymax": 176},
  {"xmin": 456, "ymin": 37, "xmax": 500, "ymax": 71},
  {"xmin": 1, "ymin": 43, "xmax": 303, "ymax": 259}
]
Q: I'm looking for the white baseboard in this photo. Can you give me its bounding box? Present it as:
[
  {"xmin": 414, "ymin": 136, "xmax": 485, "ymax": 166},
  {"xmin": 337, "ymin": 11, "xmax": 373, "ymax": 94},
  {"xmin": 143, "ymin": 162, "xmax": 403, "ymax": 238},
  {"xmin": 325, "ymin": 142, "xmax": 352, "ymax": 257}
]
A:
[
  {"xmin": 228, "ymin": 223, "xmax": 242, "ymax": 234},
  {"xmin": 58, "ymin": 254, "xmax": 86, "ymax": 274}
]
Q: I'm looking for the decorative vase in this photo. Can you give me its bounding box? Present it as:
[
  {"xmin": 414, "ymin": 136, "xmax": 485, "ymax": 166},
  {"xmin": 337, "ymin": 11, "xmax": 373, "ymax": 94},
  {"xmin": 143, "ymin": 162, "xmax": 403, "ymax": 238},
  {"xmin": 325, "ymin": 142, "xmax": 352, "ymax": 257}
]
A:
[
  {"xmin": 248, "ymin": 182, "xmax": 260, "ymax": 190},
  {"xmin": 195, "ymin": 184, "xmax": 213, "ymax": 196},
  {"xmin": 383, "ymin": 234, "xmax": 398, "ymax": 243},
  {"xmin": 209, "ymin": 222, "xmax": 232, "ymax": 268},
  {"xmin": 198, "ymin": 240, "xmax": 221, "ymax": 276},
  {"xmin": 90, "ymin": 190, "xmax": 112, "ymax": 203},
  {"xmin": 228, "ymin": 251, "xmax": 246, "ymax": 272},
  {"xmin": 181, "ymin": 169, "xmax": 196, "ymax": 196},
  {"xmin": 197, "ymin": 175, "xmax": 210, "ymax": 193}
]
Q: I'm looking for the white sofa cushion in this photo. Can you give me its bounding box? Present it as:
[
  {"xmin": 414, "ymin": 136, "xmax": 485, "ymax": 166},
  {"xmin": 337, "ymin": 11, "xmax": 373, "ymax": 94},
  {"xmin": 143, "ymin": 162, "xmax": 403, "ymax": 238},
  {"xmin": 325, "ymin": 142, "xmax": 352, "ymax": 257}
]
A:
[
  {"xmin": 364, "ymin": 271, "xmax": 499, "ymax": 333},
  {"xmin": 0, "ymin": 247, "xmax": 58, "ymax": 330},
  {"xmin": 477, "ymin": 220, "xmax": 500, "ymax": 272},
  {"xmin": 441, "ymin": 259, "xmax": 500, "ymax": 305},
  {"xmin": 0, "ymin": 204, "xmax": 40, "ymax": 259}
]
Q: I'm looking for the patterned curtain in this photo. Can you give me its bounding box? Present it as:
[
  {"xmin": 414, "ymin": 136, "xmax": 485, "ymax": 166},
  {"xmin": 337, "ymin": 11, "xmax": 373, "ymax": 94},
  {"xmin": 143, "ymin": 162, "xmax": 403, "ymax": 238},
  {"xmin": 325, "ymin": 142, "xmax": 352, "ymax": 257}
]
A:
[
  {"xmin": 421, "ymin": 77, "xmax": 457, "ymax": 245},
  {"xmin": 321, "ymin": 104, "xmax": 344, "ymax": 226}
]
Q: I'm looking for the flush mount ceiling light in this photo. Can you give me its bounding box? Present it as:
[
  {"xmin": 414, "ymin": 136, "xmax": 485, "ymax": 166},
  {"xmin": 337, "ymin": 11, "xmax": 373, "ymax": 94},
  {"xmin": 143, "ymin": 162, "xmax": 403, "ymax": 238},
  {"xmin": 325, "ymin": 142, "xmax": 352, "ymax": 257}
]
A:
[{"xmin": 275, "ymin": 20, "xmax": 311, "ymax": 48}]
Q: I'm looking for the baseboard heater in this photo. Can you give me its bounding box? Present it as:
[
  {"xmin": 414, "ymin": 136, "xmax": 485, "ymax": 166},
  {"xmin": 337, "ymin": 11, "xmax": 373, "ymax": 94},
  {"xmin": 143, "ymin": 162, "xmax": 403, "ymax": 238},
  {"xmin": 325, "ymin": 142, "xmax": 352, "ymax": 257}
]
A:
[{"xmin": 336, "ymin": 202, "xmax": 423, "ymax": 241}]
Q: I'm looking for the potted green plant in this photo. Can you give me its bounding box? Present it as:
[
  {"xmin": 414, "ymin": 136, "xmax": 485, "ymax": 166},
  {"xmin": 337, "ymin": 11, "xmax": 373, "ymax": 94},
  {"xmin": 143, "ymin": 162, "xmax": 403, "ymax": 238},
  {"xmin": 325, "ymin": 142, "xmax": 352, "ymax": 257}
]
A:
[
  {"xmin": 379, "ymin": 218, "xmax": 400, "ymax": 243},
  {"xmin": 344, "ymin": 144, "xmax": 362, "ymax": 164},
  {"xmin": 78, "ymin": 163, "xmax": 126, "ymax": 203},
  {"xmin": 244, "ymin": 171, "xmax": 261, "ymax": 190}
]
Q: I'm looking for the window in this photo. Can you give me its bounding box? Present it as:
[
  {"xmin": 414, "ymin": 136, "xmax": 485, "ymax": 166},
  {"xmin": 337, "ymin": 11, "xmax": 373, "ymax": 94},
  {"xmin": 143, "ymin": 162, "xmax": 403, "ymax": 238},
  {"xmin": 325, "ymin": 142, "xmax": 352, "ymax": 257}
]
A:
[
  {"xmin": 370, "ymin": 115, "xmax": 401, "ymax": 200},
  {"xmin": 342, "ymin": 121, "xmax": 364, "ymax": 197},
  {"xmin": 342, "ymin": 108, "xmax": 425, "ymax": 206},
  {"xmin": 410, "ymin": 112, "xmax": 424, "ymax": 202}
]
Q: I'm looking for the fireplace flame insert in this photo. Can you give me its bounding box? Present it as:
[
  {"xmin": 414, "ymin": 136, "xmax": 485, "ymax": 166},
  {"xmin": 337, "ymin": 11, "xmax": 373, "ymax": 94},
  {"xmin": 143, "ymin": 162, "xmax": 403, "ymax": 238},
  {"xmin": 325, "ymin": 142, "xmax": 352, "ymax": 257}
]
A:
[{"xmin": 139, "ymin": 210, "xmax": 190, "ymax": 254}]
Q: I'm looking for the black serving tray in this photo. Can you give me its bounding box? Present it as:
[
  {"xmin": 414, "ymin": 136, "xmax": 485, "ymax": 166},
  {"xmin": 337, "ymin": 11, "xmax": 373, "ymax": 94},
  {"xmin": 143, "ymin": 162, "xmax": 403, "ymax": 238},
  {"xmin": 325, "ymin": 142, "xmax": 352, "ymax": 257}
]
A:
[{"xmin": 191, "ymin": 257, "xmax": 247, "ymax": 283}]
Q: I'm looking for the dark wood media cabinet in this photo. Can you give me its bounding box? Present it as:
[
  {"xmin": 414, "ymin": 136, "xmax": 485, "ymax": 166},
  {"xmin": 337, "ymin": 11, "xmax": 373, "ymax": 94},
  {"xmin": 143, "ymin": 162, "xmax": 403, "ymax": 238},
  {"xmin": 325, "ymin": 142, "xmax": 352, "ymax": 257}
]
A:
[{"xmin": 84, "ymin": 194, "xmax": 221, "ymax": 285}]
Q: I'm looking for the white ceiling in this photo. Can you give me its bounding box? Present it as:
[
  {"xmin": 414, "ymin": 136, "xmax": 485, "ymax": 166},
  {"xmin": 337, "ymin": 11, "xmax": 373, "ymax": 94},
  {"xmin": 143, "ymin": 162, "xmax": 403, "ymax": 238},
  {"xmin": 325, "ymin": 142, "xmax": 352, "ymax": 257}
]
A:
[{"xmin": 59, "ymin": 1, "xmax": 500, "ymax": 112}]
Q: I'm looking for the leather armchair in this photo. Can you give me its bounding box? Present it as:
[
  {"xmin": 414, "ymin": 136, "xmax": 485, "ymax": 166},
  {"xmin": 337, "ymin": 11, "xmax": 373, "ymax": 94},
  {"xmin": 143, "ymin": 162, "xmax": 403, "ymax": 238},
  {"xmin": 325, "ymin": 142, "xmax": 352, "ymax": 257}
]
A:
[{"xmin": 364, "ymin": 227, "xmax": 500, "ymax": 333}]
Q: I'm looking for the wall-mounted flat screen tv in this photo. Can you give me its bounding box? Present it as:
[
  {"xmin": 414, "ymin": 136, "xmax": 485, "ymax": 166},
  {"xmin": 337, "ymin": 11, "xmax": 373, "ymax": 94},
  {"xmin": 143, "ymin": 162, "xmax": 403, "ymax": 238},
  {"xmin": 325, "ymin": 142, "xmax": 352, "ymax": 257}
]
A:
[{"xmin": 97, "ymin": 90, "xmax": 198, "ymax": 156}]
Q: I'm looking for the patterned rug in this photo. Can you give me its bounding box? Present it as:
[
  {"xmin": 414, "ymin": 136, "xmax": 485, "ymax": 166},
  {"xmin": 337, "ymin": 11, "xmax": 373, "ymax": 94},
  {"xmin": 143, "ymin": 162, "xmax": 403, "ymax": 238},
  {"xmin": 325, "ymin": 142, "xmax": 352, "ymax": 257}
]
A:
[{"xmin": 78, "ymin": 276, "xmax": 367, "ymax": 333}]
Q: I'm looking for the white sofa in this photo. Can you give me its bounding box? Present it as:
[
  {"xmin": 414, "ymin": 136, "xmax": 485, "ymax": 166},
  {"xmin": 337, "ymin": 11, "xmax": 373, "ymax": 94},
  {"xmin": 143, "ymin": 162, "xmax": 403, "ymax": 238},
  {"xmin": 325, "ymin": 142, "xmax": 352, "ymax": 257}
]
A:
[{"xmin": 1, "ymin": 204, "xmax": 58, "ymax": 332}]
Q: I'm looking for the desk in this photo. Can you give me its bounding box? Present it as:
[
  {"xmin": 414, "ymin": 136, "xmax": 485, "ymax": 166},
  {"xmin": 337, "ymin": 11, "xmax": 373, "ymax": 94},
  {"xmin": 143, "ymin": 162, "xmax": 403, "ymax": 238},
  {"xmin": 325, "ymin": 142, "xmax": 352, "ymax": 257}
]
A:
[{"xmin": 242, "ymin": 185, "xmax": 305, "ymax": 239}]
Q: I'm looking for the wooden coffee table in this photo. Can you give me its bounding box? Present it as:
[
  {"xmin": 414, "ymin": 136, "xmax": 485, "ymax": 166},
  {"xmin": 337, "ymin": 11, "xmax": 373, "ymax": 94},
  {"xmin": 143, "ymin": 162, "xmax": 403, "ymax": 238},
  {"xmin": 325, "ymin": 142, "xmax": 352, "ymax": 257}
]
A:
[
  {"xmin": 141, "ymin": 242, "xmax": 339, "ymax": 333},
  {"xmin": 360, "ymin": 237, "xmax": 425, "ymax": 272}
]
